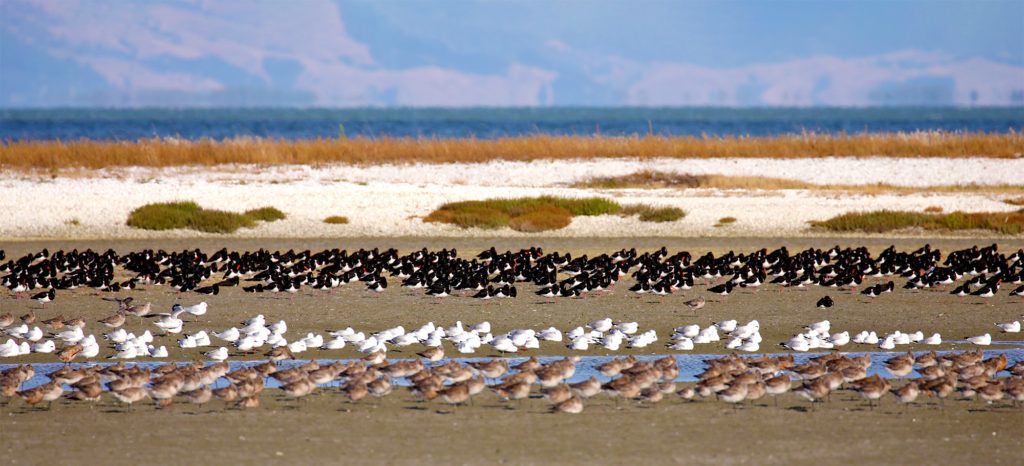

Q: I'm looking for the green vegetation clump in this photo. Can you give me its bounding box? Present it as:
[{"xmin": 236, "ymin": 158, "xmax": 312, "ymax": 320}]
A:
[
  {"xmin": 425, "ymin": 196, "xmax": 685, "ymax": 231},
  {"xmin": 507, "ymin": 206, "xmax": 573, "ymax": 232},
  {"xmin": 810, "ymin": 210, "xmax": 1024, "ymax": 235},
  {"xmin": 244, "ymin": 207, "xmax": 287, "ymax": 222},
  {"xmin": 127, "ymin": 201, "xmax": 201, "ymax": 230},
  {"xmin": 323, "ymin": 216, "xmax": 350, "ymax": 224},
  {"xmin": 619, "ymin": 204, "xmax": 687, "ymax": 223},
  {"xmin": 718, "ymin": 216, "xmax": 737, "ymax": 224},
  {"xmin": 425, "ymin": 196, "xmax": 620, "ymax": 232},
  {"xmin": 187, "ymin": 209, "xmax": 256, "ymax": 233},
  {"xmin": 127, "ymin": 201, "xmax": 284, "ymax": 233}
]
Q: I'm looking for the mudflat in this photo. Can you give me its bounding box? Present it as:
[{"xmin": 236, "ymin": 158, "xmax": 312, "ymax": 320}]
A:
[{"xmin": 1, "ymin": 237, "xmax": 1023, "ymax": 465}]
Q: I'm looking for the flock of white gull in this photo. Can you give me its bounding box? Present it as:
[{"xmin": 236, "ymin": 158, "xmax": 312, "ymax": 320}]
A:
[{"xmin": 1, "ymin": 299, "xmax": 1021, "ymax": 361}]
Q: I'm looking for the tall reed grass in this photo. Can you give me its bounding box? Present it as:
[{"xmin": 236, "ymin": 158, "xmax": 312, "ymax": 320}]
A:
[{"xmin": 2, "ymin": 131, "xmax": 1020, "ymax": 169}]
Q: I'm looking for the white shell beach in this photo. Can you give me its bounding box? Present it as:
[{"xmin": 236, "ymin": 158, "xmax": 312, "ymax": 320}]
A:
[{"xmin": 2, "ymin": 156, "xmax": 1022, "ymax": 239}]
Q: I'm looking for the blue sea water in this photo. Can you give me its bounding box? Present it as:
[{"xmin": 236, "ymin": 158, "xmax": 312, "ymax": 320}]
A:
[{"xmin": 1, "ymin": 107, "xmax": 1022, "ymax": 141}]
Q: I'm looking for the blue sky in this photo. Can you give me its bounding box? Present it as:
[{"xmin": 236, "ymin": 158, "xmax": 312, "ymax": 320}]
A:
[{"xmin": 2, "ymin": 0, "xmax": 1023, "ymax": 107}]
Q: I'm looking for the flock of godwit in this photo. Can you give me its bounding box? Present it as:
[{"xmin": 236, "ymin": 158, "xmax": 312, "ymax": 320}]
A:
[{"xmin": 2, "ymin": 350, "xmax": 1022, "ymax": 414}]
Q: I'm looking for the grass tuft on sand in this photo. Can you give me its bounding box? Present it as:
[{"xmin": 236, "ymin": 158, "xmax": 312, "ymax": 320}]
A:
[
  {"xmin": 323, "ymin": 216, "xmax": 350, "ymax": 225},
  {"xmin": 619, "ymin": 204, "xmax": 687, "ymax": 223},
  {"xmin": 426, "ymin": 197, "xmax": 685, "ymax": 232},
  {"xmin": 244, "ymin": 207, "xmax": 287, "ymax": 222},
  {"xmin": 810, "ymin": 209, "xmax": 1024, "ymax": 234},
  {"xmin": 425, "ymin": 196, "xmax": 618, "ymax": 232},
  {"xmin": 576, "ymin": 170, "xmax": 1024, "ymax": 194},
  {"xmin": 2, "ymin": 132, "xmax": 1022, "ymax": 170},
  {"xmin": 127, "ymin": 201, "xmax": 283, "ymax": 233}
]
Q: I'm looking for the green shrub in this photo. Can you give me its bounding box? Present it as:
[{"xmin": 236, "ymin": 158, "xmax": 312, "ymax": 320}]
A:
[
  {"xmin": 126, "ymin": 201, "xmax": 201, "ymax": 230},
  {"xmin": 620, "ymin": 204, "xmax": 686, "ymax": 223},
  {"xmin": 126, "ymin": 201, "xmax": 282, "ymax": 233},
  {"xmin": 244, "ymin": 207, "xmax": 286, "ymax": 222},
  {"xmin": 187, "ymin": 209, "xmax": 255, "ymax": 233},
  {"xmin": 424, "ymin": 196, "xmax": 621, "ymax": 231},
  {"xmin": 508, "ymin": 206, "xmax": 572, "ymax": 232},
  {"xmin": 811, "ymin": 210, "xmax": 1024, "ymax": 234}
]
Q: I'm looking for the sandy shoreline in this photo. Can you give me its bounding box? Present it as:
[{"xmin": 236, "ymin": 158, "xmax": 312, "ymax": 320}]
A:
[{"xmin": 1, "ymin": 157, "xmax": 1022, "ymax": 240}]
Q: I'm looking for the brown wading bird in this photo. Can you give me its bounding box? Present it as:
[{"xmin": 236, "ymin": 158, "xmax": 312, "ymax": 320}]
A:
[
  {"xmin": 683, "ymin": 296, "xmax": 706, "ymax": 314},
  {"xmin": 416, "ymin": 346, "xmax": 444, "ymax": 362},
  {"xmin": 512, "ymin": 356, "xmax": 540, "ymax": 372},
  {"xmin": 236, "ymin": 396, "xmax": 260, "ymax": 409},
  {"xmin": 850, "ymin": 375, "xmax": 892, "ymax": 410},
  {"xmin": 57, "ymin": 344, "xmax": 83, "ymax": 364},
  {"xmin": 436, "ymin": 382, "xmax": 470, "ymax": 411},
  {"xmin": 266, "ymin": 346, "xmax": 295, "ymax": 361},
  {"xmin": 41, "ymin": 314, "xmax": 66, "ymax": 330},
  {"xmin": 110, "ymin": 387, "xmax": 149, "ymax": 411},
  {"xmin": 551, "ymin": 396, "xmax": 584, "ymax": 414},
  {"xmin": 98, "ymin": 312, "xmax": 126, "ymax": 329},
  {"xmin": 124, "ymin": 301, "xmax": 152, "ymax": 318}
]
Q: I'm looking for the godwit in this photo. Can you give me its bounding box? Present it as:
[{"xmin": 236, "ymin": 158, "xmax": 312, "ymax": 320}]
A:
[
  {"xmin": 111, "ymin": 387, "xmax": 149, "ymax": 411},
  {"xmin": 683, "ymin": 296, "xmax": 705, "ymax": 314},
  {"xmin": 236, "ymin": 396, "xmax": 260, "ymax": 409},
  {"xmin": 57, "ymin": 344, "xmax": 83, "ymax": 363},
  {"xmin": 765, "ymin": 374, "xmax": 792, "ymax": 406},
  {"xmin": 978, "ymin": 383, "xmax": 1004, "ymax": 404},
  {"xmin": 41, "ymin": 315, "xmax": 66, "ymax": 330},
  {"xmin": 282, "ymin": 378, "xmax": 317, "ymax": 401},
  {"xmin": 362, "ymin": 350, "xmax": 387, "ymax": 365},
  {"xmin": 266, "ymin": 346, "xmax": 295, "ymax": 361},
  {"xmin": 183, "ymin": 386, "xmax": 213, "ymax": 412},
  {"xmin": 213, "ymin": 384, "xmax": 239, "ymax": 403},
  {"xmin": 437, "ymin": 382, "xmax": 470, "ymax": 409},
  {"xmin": 344, "ymin": 382, "xmax": 369, "ymax": 402},
  {"xmin": 796, "ymin": 379, "xmax": 830, "ymax": 410},
  {"xmin": 851, "ymin": 375, "xmax": 891, "ymax": 410},
  {"xmin": 492, "ymin": 381, "xmax": 531, "ymax": 408},
  {"xmin": 469, "ymin": 359, "xmax": 508, "ymax": 382},
  {"xmin": 552, "ymin": 396, "xmax": 584, "ymax": 414},
  {"xmin": 416, "ymin": 346, "xmax": 444, "ymax": 362},
  {"xmin": 368, "ymin": 376, "xmax": 393, "ymax": 398},
  {"xmin": 717, "ymin": 383, "xmax": 749, "ymax": 409},
  {"xmin": 569, "ymin": 377, "xmax": 602, "ymax": 398},
  {"xmin": 542, "ymin": 384, "xmax": 572, "ymax": 404},
  {"xmin": 98, "ymin": 312, "xmax": 126, "ymax": 329}
]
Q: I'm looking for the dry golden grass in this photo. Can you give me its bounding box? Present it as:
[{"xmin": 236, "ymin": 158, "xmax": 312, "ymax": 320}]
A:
[
  {"xmin": 1005, "ymin": 197, "xmax": 1024, "ymax": 206},
  {"xmin": 1, "ymin": 131, "xmax": 1021, "ymax": 169},
  {"xmin": 576, "ymin": 170, "xmax": 1024, "ymax": 194}
]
